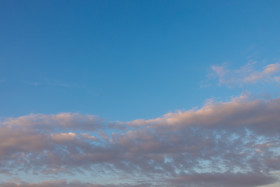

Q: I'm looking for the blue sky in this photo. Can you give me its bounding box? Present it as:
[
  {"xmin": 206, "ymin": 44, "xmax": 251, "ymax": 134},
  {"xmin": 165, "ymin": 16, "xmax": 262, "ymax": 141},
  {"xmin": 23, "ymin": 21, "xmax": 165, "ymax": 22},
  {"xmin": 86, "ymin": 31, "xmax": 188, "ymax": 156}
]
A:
[
  {"xmin": 1, "ymin": 0, "xmax": 280, "ymax": 187},
  {"xmin": 1, "ymin": 0, "xmax": 280, "ymax": 121}
]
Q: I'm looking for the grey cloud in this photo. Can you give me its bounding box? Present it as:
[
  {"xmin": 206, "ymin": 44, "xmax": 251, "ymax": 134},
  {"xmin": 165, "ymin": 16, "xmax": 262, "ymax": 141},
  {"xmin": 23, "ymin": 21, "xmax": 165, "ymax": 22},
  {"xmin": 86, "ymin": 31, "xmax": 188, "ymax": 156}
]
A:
[
  {"xmin": 0, "ymin": 181, "xmax": 156, "ymax": 187},
  {"xmin": 169, "ymin": 172, "xmax": 278, "ymax": 187}
]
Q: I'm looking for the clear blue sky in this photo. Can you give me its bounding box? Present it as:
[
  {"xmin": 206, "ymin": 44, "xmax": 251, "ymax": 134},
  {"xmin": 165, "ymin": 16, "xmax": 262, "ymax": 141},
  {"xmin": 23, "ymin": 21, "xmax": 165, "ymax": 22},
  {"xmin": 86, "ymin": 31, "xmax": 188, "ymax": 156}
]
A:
[
  {"xmin": 1, "ymin": 1, "xmax": 280, "ymax": 186},
  {"xmin": 1, "ymin": 0, "xmax": 280, "ymax": 121}
]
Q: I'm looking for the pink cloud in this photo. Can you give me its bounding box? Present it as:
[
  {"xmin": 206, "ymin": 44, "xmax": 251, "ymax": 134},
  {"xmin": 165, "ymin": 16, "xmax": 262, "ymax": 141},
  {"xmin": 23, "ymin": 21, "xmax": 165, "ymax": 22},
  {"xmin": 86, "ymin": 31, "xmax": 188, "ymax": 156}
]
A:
[
  {"xmin": 211, "ymin": 62, "xmax": 280, "ymax": 86},
  {"xmin": 0, "ymin": 97, "xmax": 280, "ymax": 186}
]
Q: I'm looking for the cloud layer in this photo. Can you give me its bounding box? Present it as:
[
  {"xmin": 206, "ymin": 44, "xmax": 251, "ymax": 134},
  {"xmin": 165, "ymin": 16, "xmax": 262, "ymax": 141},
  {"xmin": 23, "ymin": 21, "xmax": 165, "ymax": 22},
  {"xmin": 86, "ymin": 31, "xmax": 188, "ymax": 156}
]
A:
[{"xmin": 0, "ymin": 96, "xmax": 280, "ymax": 186}]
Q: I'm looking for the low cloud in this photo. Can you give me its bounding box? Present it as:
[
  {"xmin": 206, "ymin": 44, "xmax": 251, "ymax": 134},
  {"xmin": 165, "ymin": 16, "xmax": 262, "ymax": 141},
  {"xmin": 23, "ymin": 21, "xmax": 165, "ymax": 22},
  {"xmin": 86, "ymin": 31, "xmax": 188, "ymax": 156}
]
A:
[
  {"xmin": 3, "ymin": 113, "xmax": 103, "ymax": 132},
  {"xmin": 0, "ymin": 181, "xmax": 119, "ymax": 187},
  {"xmin": 0, "ymin": 181, "xmax": 155, "ymax": 187},
  {"xmin": 0, "ymin": 96, "xmax": 280, "ymax": 186},
  {"xmin": 169, "ymin": 173, "xmax": 278, "ymax": 187}
]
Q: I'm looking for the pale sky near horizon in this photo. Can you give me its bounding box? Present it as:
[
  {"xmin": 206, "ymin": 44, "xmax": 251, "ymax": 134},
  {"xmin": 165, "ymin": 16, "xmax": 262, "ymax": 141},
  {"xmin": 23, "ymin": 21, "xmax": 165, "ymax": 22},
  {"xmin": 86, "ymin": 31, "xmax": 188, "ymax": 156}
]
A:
[{"xmin": 1, "ymin": 0, "xmax": 280, "ymax": 186}]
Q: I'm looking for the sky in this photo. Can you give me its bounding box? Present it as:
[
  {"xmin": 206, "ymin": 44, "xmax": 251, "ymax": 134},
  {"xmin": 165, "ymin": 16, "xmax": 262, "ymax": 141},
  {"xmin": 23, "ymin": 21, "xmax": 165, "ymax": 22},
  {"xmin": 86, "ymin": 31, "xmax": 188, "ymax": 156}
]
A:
[{"xmin": 0, "ymin": 0, "xmax": 280, "ymax": 186}]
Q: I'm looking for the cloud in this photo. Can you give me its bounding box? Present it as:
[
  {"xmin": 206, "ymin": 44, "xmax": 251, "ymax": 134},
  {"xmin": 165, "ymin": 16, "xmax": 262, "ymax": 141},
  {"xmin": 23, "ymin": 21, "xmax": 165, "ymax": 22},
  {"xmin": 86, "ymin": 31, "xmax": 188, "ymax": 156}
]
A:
[
  {"xmin": 0, "ymin": 181, "xmax": 134, "ymax": 187},
  {"xmin": 274, "ymin": 76, "xmax": 280, "ymax": 82},
  {"xmin": 0, "ymin": 97, "xmax": 280, "ymax": 186},
  {"xmin": 23, "ymin": 80, "xmax": 85, "ymax": 88},
  {"xmin": 127, "ymin": 95, "xmax": 280, "ymax": 135},
  {"xmin": 168, "ymin": 172, "xmax": 278, "ymax": 187},
  {"xmin": 244, "ymin": 63, "xmax": 280, "ymax": 83},
  {"xmin": 3, "ymin": 113, "xmax": 103, "ymax": 132},
  {"xmin": 0, "ymin": 180, "xmax": 156, "ymax": 187},
  {"xmin": 211, "ymin": 62, "xmax": 280, "ymax": 86},
  {"xmin": 50, "ymin": 132, "xmax": 77, "ymax": 142}
]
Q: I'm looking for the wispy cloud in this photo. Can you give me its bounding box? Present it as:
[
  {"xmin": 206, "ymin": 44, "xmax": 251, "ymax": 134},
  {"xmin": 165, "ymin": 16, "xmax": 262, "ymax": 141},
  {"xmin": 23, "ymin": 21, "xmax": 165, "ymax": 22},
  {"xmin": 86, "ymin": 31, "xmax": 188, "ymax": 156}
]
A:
[
  {"xmin": 211, "ymin": 62, "xmax": 280, "ymax": 87},
  {"xmin": 23, "ymin": 80, "xmax": 86, "ymax": 89},
  {"xmin": 0, "ymin": 95, "xmax": 280, "ymax": 186},
  {"xmin": 243, "ymin": 63, "xmax": 280, "ymax": 83}
]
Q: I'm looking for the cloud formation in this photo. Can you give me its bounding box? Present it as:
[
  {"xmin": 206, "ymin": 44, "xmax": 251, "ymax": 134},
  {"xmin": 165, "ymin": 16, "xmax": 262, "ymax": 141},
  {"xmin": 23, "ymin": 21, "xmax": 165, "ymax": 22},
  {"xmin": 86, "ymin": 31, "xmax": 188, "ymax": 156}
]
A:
[
  {"xmin": 168, "ymin": 172, "xmax": 278, "ymax": 187},
  {"xmin": 0, "ymin": 96, "xmax": 280, "ymax": 186},
  {"xmin": 0, "ymin": 181, "xmax": 151, "ymax": 187},
  {"xmin": 3, "ymin": 113, "xmax": 103, "ymax": 131},
  {"xmin": 211, "ymin": 62, "xmax": 280, "ymax": 86}
]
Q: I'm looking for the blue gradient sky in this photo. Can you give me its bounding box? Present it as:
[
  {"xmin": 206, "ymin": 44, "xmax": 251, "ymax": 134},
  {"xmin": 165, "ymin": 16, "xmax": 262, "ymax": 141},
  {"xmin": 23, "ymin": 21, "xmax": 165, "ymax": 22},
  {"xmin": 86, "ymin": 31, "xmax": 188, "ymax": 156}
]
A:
[
  {"xmin": 1, "ymin": 0, "xmax": 280, "ymax": 121},
  {"xmin": 1, "ymin": 1, "xmax": 280, "ymax": 187}
]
